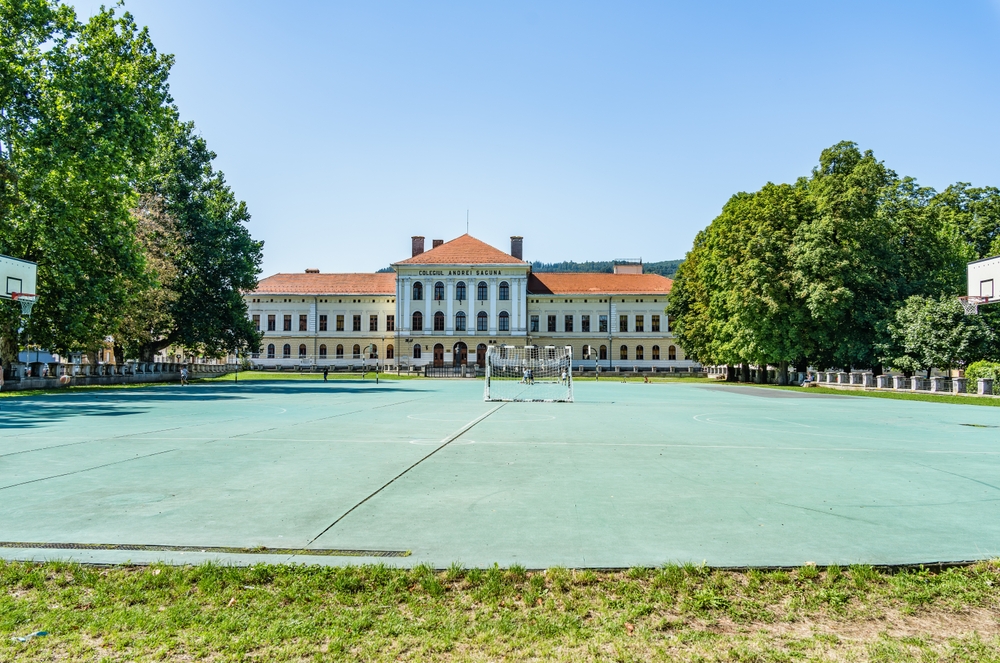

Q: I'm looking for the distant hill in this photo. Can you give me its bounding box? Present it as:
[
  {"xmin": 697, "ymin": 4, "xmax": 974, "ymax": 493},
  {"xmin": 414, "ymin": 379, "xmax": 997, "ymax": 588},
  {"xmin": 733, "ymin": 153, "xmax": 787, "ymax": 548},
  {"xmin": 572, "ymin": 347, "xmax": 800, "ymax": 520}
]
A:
[
  {"xmin": 531, "ymin": 259, "xmax": 683, "ymax": 279},
  {"xmin": 377, "ymin": 259, "xmax": 684, "ymax": 278}
]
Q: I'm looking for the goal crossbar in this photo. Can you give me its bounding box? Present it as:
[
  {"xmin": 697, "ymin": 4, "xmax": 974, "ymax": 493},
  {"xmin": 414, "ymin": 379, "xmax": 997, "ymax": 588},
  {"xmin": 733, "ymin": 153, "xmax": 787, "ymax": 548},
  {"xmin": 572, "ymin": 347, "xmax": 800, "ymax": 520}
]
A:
[{"xmin": 484, "ymin": 345, "xmax": 573, "ymax": 402}]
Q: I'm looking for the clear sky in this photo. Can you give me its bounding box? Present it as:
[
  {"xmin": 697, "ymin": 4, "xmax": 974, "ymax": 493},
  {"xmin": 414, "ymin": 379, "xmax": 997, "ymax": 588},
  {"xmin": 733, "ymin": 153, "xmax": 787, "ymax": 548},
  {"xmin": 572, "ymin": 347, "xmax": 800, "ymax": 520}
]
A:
[{"xmin": 71, "ymin": 1, "xmax": 1000, "ymax": 275}]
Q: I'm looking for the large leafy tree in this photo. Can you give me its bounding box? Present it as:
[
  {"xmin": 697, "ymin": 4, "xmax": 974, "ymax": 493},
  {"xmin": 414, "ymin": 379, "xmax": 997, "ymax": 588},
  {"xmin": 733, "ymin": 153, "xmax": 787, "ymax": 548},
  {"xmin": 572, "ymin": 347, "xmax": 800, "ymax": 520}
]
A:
[
  {"xmin": 124, "ymin": 117, "xmax": 263, "ymax": 361},
  {"xmin": 883, "ymin": 295, "xmax": 994, "ymax": 376},
  {"xmin": 0, "ymin": 1, "xmax": 172, "ymax": 368}
]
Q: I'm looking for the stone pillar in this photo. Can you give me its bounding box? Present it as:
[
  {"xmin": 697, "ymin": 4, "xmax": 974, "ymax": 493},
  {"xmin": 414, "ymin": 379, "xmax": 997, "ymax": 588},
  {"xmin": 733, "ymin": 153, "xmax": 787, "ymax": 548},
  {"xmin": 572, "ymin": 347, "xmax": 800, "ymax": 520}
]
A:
[
  {"xmin": 893, "ymin": 375, "xmax": 906, "ymax": 390},
  {"xmin": 930, "ymin": 377, "xmax": 944, "ymax": 392},
  {"xmin": 401, "ymin": 277, "xmax": 410, "ymax": 333},
  {"xmin": 978, "ymin": 378, "xmax": 994, "ymax": 396},
  {"xmin": 424, "ymin": 280, "xmax": 432, "ymax": 334},
  {"xmin": 910, "ymin": 376, "xmax": 920, "ymax": 391},
  {"xmin": 837, "ymin": 372, "xmax": 849, "ymax": 384},
  {"xmin": 876, "ymin": 375, "xmax": 890, "ymax": 389},
  {"xmin": 489, "ymin": 279, "xmax": 497, "ymax": 335},
  {"xmin": 469, "ymin": 286, "xmax": 476, "ymax": 336},
  {"xmin": 446, "ymin": 280, "xmax": 454, "ymax": 334},
  {"xmin": 953, "ymin": 378, "xmax": 967, "ymax": 394},
  {"xmin": 519, "ymin": 276, "xmax": 527, "ymax": 332}
]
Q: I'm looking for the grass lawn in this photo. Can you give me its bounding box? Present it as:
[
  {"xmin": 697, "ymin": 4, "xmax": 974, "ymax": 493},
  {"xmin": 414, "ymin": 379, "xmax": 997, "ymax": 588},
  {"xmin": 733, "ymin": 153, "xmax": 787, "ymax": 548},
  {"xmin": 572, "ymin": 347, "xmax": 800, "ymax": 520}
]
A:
[
  {"xmin": 744, "ymin": 383, "xmax": 1000, "ymax": 408},
  {"xmin": 2, "ymin": 560, "xmax": 999, "ymax": 661}
]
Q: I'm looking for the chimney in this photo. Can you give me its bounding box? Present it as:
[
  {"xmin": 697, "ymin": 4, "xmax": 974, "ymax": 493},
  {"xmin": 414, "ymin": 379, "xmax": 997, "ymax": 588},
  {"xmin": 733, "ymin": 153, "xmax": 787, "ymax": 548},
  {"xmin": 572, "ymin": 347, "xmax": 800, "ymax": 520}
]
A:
[
  {"xmin": 432, "ymin": 239, "xmax": 444, "ymax": 249},
  {"xmin": 411, "ymin": 236, "xmax": 425, "ymax": 257},
  {"xmin": 305, "ymin": 268, "xmax": 319, "ymax": 274},
  {"xmin": 510, "ymin": 236, "xmax": 523, "ymax": 260}
]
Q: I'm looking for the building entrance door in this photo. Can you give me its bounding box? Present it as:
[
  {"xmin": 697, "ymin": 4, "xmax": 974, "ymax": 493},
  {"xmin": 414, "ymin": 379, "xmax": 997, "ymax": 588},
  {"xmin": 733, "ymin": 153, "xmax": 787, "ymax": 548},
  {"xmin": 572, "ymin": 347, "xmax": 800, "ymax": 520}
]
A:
[
  {"xmin": 433, "ymin": 343, "xmax": 444, "ymax": 368},
  {"xmin": 453, "ymin": 342, "xmax": 468, "ymax": 366},
  {"xmin": 476, "ymin": 343, "xmax": 487, "ymax": 368}
]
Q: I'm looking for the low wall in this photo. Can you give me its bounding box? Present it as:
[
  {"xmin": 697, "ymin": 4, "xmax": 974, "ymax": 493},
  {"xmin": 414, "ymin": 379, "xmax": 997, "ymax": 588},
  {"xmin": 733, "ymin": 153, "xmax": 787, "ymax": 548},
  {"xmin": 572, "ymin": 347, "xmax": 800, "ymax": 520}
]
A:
[{"xmin": 0, "ymin": 362, "xmax": 235, "ymax": 393}]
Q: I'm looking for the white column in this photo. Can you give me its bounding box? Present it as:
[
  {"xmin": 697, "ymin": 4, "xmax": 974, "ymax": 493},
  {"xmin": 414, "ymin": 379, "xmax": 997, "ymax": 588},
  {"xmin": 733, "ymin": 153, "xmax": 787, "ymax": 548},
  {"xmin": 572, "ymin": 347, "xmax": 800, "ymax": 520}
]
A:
[
  {"xmin": 446, "ymin": 280, "xmax": 454, "ymax": 335},
  {"xmin": 424, "ymin": 280, "xmax": 431, "ymax": 334},
  {"xmin": 469, "ymin": 285, "xmax": 476, "ymax": 336},
  {"xmin": 489, "ymin": 279, "xmax": 498, "ymax": 335},
  {"xmin": 520, "ymin": 277, "xmax": 528, "ymax": 332},
  {"xmin": 512, "ymin": 279, "xmax": 520, "ymax": 331},
  {"xmin": 401, "ymin": 277, "xmax": 409, "ymax": 332}
]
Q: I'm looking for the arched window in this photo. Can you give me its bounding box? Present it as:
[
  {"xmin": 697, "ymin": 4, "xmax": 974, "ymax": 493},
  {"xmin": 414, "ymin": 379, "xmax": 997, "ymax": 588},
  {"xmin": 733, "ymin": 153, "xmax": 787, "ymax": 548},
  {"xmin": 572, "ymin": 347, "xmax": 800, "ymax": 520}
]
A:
[
  {"xmin": 548, "ymin": 346, "xmax": 556, "ymax": 359},
  {"xmin": 434, "ymin": 281, "xmax": 445, "ymax": 300},
  {"xmin": 499, "ymin": 281, "xmax": 509, "ymax": 300},
  {"xmin": 620, "ymin": 345, "xmax": 628, "ymax": 360},
  {"xmin": 599, "ymin": 345, "xmax": 608, "ymax": 360},
  {"xmin": 477, "ymin": 281, "xmax": 488, "ymax": 300},
  {"xmin": 455, "ymin": 311, "xmax": 466, "ymax": 331},
  {"xmin": 433, "ymin": 311, "xmax": 445, "ymax": 331},
  {"xmin": 353, "ymin": 344, "xmax": 361, "ymax": 359},
  {"xmin": 635, "ymin": 345, "xmax": 644, "ymax": 360},
  {"xmin": 668, "ymin": 345, "xmax": 677, "ymax": 361},
  {"xmin": 386, "ymin": 344, "xmax": 394, "ymax": 359},
  {"xmin": 299, "ymin": 344, "xmax": 307, "ymax": 358},
  {"xmin": 412, "ymin": 282, "xmax": 423, "ymax": 300},
  {"xmin": 652, "ymin": 345, "xmax": 660, "ymax": 360},
  {"xmin": 456, "ymin": 282, "xmax": 466, "ymax": 301},
  {"xmin": 368, "ymin": 345, "xmax": 378, "ymax": 359},
  {"xmin": 412, "ymin": 311, "xmax": 423, "ymax": 331},
  {"xmin": 413, "ymin": 344, "xmax": 422, "ymax": 359},
  {"xmin": 477, "ymin": 310, "xmax": 488, "ymax": 331},
  {"xmin": 498, "ymin": 311, "xmax": 509, "ymax": 331},
  {"xmin": 336, "ymin": 344, "xmax": 344, "ymax": 358},
  {"xmin": 282, "ymin": 344, "xmax": 291, "ymax": 359},
  {"xmin": 582, "ymin": 344, "xmax": 590, "ymax": 359},
  {"xmin": 267, "ymin": 344, "xmax": 275, "ymax": 359},
  {"xmin": 319, "ymin": 344, "xmax": 327, "ymax": 358}
]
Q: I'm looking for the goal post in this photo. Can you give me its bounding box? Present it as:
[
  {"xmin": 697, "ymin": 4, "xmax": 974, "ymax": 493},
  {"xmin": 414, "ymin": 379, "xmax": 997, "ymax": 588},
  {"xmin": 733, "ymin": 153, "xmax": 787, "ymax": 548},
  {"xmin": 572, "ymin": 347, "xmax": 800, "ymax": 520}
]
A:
[{"xmin": 484, "ymin": 345, "xmax": 573, "ymax": 402}]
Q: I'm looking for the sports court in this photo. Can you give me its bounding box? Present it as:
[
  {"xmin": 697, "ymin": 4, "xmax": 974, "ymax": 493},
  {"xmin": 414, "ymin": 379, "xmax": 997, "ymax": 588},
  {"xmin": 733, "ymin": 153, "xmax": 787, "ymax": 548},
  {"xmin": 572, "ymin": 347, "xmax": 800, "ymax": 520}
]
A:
[{"xmin": 2, "ymin": 379, "xmax": 1000, "ymax": 569}]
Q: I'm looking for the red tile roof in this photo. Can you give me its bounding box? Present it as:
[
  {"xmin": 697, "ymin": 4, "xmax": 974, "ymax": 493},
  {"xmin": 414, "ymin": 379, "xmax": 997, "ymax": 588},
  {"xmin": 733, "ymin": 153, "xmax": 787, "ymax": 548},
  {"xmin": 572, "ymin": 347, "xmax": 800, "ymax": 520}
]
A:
[
  {"xmin": 528, "ymin": 273, "xmax": 672, "ymax": 295},
  {"xmin": 251, "ymin": 273, "xmax": 396, "ymax": 295},
  {"xmin": 395, "ymin": 234, "xmax": 527, "ymax": 265}
]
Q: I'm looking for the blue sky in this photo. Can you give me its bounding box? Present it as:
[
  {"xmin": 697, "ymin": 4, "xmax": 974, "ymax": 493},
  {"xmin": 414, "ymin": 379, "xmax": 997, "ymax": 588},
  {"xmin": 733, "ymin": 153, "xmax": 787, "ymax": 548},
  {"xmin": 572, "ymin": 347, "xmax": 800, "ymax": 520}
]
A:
[{"xmin": 72, "ymin": 1, "xmax": 1000, "ymax": 274}]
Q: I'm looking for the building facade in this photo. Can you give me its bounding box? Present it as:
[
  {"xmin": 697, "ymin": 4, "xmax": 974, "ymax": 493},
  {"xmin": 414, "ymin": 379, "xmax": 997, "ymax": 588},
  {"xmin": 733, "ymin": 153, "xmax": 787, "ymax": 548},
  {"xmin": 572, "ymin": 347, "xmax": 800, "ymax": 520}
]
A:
[{"xmin": 245, "ymin": 234, "xmax": 695, "ymax": 370}]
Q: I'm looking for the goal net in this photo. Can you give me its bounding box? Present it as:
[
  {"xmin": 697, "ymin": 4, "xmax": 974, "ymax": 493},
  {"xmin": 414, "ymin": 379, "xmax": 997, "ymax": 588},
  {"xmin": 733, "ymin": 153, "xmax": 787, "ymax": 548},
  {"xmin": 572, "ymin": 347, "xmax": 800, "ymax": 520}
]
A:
[{"xmin": 484, "ymin": 345, "xmax": 573, "ymax": 402}]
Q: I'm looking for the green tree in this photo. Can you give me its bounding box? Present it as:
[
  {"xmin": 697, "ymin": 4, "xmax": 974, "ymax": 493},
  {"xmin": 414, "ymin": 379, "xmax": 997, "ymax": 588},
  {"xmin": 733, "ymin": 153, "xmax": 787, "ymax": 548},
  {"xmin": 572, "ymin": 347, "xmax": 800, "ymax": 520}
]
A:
[
  {"xmin": 931, "ymin": 184, "xmax": 1000, "ymax": 260},
  {"xmin": 126, "ymin": 117, "xmax": 263, "ymax": 361},
  {"xmin": 0, "ymin": 1, "xmax": 172, "ymax": 368},
  {"xmin": 883, "ymin": 295, "xmax": 993, "ymax": 376}
]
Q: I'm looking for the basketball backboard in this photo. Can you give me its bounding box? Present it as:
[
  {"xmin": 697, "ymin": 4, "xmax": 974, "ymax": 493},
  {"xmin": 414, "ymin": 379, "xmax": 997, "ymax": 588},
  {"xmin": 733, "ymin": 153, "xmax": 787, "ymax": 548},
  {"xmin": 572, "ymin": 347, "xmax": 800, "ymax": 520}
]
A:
[
  {"xmin": 968, "ymin": 256, "xmax": 1000, "ymax": 300},
  {"xmin": 0, "ymin": 254, "xmax": 37, "ymax": 300}
]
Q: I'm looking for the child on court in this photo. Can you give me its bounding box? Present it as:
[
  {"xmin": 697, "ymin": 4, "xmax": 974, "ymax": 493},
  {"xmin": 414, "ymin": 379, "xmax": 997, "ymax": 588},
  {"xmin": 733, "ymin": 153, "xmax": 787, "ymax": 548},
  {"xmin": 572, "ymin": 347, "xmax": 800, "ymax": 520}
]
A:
[
  {"xmin": 180, "ymin": 366, "xmax": 188, "ymax": 386},
  {"xmin": 323, "ymin": 366, "xmax": 329, "ymax": 382}
]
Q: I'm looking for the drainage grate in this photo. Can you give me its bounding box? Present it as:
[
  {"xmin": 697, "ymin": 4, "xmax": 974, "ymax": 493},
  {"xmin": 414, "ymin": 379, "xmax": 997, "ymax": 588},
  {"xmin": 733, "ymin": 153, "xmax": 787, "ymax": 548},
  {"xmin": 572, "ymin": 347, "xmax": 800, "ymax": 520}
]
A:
[{"xmin": 0, "ymin": 541, "xmax": 410, "ymax": 557}]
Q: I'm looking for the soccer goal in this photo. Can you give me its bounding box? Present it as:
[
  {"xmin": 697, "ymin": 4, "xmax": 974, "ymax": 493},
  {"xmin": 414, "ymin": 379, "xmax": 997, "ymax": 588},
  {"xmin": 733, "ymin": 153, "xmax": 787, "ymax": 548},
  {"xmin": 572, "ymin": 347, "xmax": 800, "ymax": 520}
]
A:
[{"xmin": 484, "ymin": 345, "xmax": 574, "ymax": 402}]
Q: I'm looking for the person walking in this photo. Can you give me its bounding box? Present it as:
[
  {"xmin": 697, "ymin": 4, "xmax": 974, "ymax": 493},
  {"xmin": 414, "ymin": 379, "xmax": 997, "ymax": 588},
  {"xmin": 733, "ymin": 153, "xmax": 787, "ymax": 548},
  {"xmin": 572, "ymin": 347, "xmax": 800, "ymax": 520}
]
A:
[
  {"xmin": 180, "ymin": 366, "xmax": 188, "ymax": 386},
  {"xmin": 323, "ymin": 366, "xmax": 329, "ymax": 382}
]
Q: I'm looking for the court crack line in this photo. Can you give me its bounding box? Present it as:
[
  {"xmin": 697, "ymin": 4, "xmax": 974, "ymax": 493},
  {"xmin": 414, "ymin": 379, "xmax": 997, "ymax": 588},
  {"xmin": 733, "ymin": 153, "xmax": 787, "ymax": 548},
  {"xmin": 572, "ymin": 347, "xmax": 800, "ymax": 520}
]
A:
[
  {"xmin": 302, "ymin": 403, "xmax": 506, "ymax": 550},
  {"xmin": 0, "ymin": 449, "xmax": 179, "ymax": 492}
]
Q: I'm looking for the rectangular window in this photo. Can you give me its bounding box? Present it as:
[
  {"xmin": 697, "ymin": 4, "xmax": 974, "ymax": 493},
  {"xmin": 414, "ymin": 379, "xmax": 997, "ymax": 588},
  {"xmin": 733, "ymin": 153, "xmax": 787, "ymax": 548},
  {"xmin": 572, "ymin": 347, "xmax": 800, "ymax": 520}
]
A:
[
  {"xmin": 499, "ymin": 314, "xmax": 509, "ymax": 331},
  {"xmin": 386, "ymin": 315, "xmax": 395, "ymax": 332},
  {"xmin": 564, "ymin": 315, "xmax": 573, "ymax": 333},
  {"xmin": 299, "ymin": 315, "xmax": 308, "ymax": 331},
  {"xmin": 599, "ymin": 315, "xmax": 608, "ymax": 333},
  {"xmin": 619, "ymin": 314, "xmax": 628, "ymax": 332},
  {"xmin": 353, "ymin": 315, "xmax": 361, "ymax": 332},
  {"xmin": 336, "ymin": 315, "xmax": 344, "ymax": 332},
  {"xmin": 635, "ymin": 315, "xmax": 644, "ymax": 332},
  {"xmin": 283, "ymin": 315, "xmax": 292, "ymax": 331},
  {"xmin": 252, "ymin": 314, "xmax": 260, "ymax": 330},
  {"xmin": 267, "ymin": 315, "xmax": 275, "ymax": 331},
  {"xmin": 370, "ymin": 315, "xmax": 378, "ymax": 332},
  {"xmin": 477, "ymin": 314, "xmax": 488, "ymax": 331},
  {"xmin": 581, "ymin": 315, "xmax": 590, "ymax": 332},
  {"xmin": 651, "ymin": 315, "xmax": 660, "ymax": 332},
  {"xmin": 547, "ymin": 315, "xmax": 557, "ymax": 332},
  {"xmin": 530, "ymin": 315, "xmax": 539, "ymax": 332},
  {"xmin": 319, "ymin": 314, "xmax": 327, "ymax": 332}
]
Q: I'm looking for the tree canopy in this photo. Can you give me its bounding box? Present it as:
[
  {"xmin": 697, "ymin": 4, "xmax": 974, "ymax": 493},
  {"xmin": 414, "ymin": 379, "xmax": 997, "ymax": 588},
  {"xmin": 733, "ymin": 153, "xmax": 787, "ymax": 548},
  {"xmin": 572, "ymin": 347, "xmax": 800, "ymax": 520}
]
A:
[
  {"xmin": 669, "ymin": 141, "xmax": 997, "ymax": 377},
  {"xmin": 0, "ymin": 0, "xmax": 262, "ymax": 371}
]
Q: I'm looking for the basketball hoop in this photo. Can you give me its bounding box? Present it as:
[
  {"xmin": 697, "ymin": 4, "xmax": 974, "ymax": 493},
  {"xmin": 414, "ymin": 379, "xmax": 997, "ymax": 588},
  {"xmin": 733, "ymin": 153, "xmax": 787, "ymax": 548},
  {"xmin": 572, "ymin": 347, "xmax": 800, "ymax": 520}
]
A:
[
  {"xmin": 11, "ymin": 292, "xmax": 36, "ymax": 317},
  {"xmin": 959, "ymin": 295, "xmax": 988, "ymax": 315}
]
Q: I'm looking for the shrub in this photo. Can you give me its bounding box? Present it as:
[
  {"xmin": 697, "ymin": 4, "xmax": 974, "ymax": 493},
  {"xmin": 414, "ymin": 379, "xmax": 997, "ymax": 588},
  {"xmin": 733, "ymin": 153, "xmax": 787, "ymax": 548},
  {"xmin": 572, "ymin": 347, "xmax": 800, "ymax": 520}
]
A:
[{"xmin": 965, "ymin": 360, "xmax": 1000, "ymax": 382}]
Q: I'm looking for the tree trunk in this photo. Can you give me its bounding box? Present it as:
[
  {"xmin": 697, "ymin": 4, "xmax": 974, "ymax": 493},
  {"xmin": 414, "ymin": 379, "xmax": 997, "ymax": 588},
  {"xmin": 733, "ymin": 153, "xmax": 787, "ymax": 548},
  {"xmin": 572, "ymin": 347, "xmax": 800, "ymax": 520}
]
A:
[
  {"xmin": 725, "ymin": 364, "xmax": 736, "ymax": 382},
  {"xmin": 113, "ymin": 344, "xmax": 124, "ymax": 365},
  {"xmin": 740, "ymin": 362, "xmax": 750, "ymax": 383},
  {"xmin": 755, "ymin": 366, "xmax": 764, "ymax": 384},
  {"xmin": 778, "ymin": 360, "xmax": 789, "ymax": 386}
]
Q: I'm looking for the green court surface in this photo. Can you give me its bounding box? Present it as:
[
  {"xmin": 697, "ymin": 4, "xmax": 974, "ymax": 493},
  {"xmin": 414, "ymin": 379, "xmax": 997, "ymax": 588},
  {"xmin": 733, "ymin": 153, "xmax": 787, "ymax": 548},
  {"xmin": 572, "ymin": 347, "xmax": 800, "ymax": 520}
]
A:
[{"xmin": 2, "ymin": 379, "xmax": 1000, "ymax": 569}]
